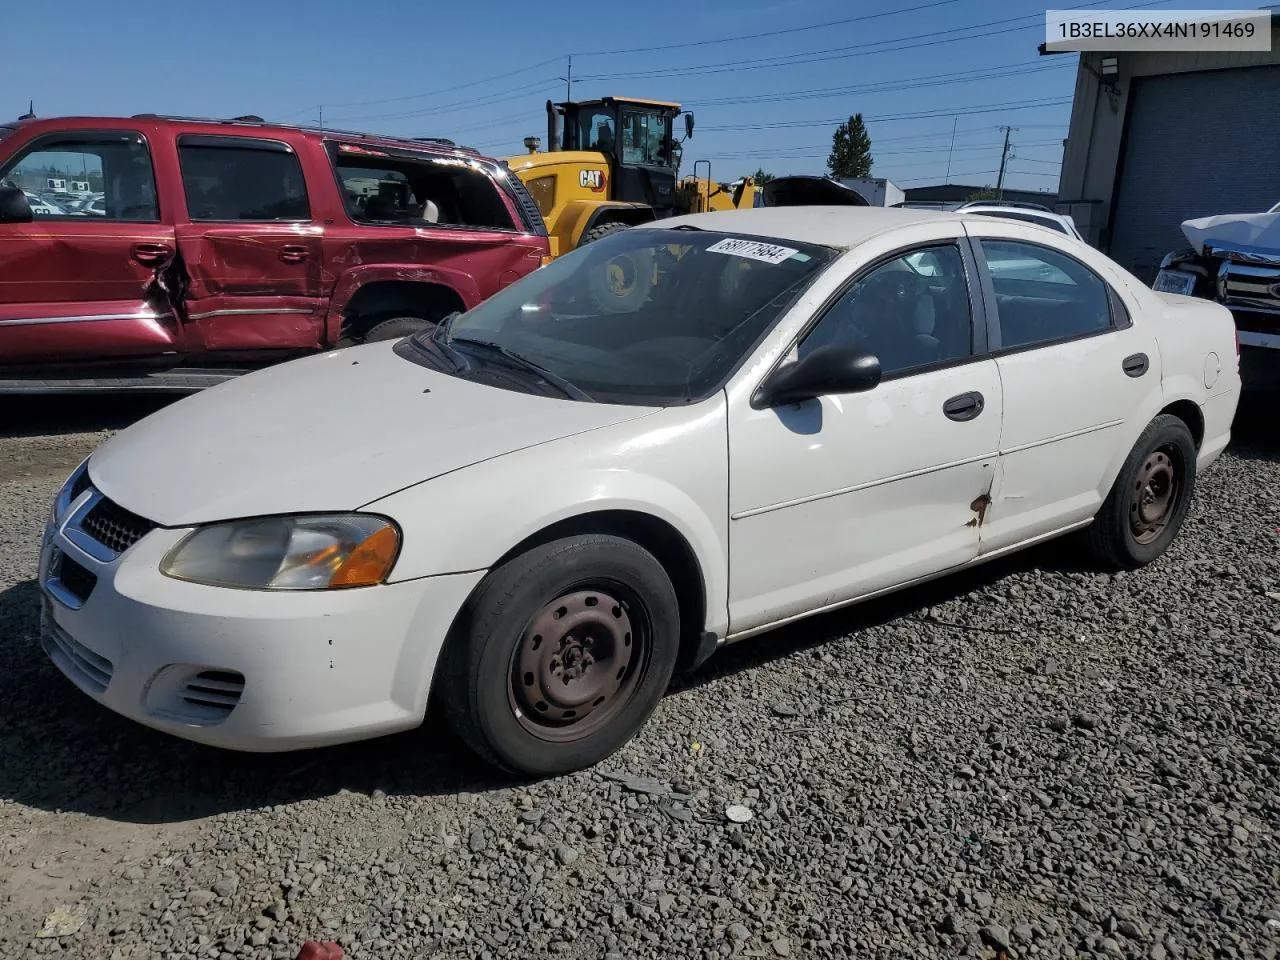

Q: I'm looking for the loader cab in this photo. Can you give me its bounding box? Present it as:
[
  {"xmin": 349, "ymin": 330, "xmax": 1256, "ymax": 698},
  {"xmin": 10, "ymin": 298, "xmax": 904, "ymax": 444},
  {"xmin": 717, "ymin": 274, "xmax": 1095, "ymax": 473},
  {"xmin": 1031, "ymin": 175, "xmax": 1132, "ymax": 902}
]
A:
[{"xmin": 549, "ymin": 96, "xmax": 688, "ymax": 216}]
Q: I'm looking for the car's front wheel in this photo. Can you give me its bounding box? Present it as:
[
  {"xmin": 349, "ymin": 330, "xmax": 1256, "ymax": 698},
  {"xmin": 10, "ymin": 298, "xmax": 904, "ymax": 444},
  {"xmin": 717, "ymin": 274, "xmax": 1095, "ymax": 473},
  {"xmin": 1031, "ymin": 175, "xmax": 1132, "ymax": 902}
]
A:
[
  {"xmin": 1087, "ymin": 413, "xmax": 1198, "ymax": 570},
  {"xmin": 437, "ymin": 534, "xmax": 681, "ymax": 777}
]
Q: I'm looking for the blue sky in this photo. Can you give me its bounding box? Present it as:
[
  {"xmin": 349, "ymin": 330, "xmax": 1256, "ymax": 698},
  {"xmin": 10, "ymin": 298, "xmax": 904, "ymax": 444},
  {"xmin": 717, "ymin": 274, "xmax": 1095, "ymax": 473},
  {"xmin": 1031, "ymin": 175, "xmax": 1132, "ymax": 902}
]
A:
[{"xmin": 4, "ymin": 0, "xmax": 1255, "ymax": 193}]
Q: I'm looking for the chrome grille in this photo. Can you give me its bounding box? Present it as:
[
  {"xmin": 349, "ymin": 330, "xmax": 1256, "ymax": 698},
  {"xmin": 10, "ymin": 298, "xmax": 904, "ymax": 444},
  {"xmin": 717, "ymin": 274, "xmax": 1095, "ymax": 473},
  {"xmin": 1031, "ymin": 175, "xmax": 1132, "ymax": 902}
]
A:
[{"xmin": 80, "ymin": 496, "xmax": 157, "ymax": 556}]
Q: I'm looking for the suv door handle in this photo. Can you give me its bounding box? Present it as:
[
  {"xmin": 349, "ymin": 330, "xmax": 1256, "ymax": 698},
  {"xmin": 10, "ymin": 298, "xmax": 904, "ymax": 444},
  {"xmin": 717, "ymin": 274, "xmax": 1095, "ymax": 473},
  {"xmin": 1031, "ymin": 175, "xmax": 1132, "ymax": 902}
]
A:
[
  {"xmin": 943, "ymin": 391, "xmax": 985, "ymax": 422},
  {"xmin": 130, "ymin": 242, "xmax": 172, "ymax": 266},
  {"xmin": 1122, "ymin": 352, "xmax": 1149, "ymax": 377},
  {"xmin": 279, "ymin": 244, "xmax": 309, "ymax": 264}
]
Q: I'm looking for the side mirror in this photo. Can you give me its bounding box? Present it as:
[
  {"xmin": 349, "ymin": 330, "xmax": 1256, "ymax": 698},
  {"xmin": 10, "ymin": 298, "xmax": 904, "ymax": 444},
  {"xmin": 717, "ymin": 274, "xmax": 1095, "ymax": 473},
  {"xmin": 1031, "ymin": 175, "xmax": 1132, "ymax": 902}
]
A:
[
  {"xmin": 684, "ymin": 112, "xmax": 695, "ymax": 140},
  {"xmin": 754, "ymin": 345, "xmax": 881, "ymax": 408},
  {"xmin": 0, "ymin": 184, "xmax": 33, "ymax": 224}
]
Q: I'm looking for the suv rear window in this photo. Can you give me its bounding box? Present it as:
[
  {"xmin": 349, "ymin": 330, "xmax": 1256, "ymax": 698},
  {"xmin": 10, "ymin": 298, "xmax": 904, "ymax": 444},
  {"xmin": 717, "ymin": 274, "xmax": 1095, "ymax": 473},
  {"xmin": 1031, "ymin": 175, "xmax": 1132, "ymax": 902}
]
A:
[
  {"xmin": 328, "ymin": 143, "xmax": 514, "ymax": 231},
  {"xmin": 178, "ymin": 136, "xmax": 310, "ymax": 222}
]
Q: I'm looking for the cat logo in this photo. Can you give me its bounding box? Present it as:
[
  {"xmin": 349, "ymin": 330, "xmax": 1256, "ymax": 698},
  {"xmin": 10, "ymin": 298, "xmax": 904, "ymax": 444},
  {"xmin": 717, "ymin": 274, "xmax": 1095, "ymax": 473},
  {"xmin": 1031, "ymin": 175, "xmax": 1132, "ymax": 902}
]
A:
[{"xmin": 579, "ymin": 169, "xmax": 606, "ymax": 192}]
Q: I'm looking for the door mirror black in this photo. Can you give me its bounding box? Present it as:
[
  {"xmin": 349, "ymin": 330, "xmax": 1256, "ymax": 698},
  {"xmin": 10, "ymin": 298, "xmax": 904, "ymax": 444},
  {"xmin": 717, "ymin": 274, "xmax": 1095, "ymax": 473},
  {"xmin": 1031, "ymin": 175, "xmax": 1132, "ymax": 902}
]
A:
[
  {"xmin": 0, "ymin": 184, "xmax": 33, "ymax": 224},
  {"xmin": 684, "ymin": 112, "xmax": 695, "ymax": 140},
  {"xmin": 754, "ymin": 345, "xmax": 881, "ymax": 408}
]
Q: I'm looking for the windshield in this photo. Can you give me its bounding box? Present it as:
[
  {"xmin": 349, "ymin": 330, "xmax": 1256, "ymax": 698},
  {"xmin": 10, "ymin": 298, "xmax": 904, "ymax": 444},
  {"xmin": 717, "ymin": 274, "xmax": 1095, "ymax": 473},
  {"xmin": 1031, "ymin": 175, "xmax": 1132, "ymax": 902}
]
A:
[{"xmin": 402, "ymin": 227, "xmax": 836, "ymax": 405}]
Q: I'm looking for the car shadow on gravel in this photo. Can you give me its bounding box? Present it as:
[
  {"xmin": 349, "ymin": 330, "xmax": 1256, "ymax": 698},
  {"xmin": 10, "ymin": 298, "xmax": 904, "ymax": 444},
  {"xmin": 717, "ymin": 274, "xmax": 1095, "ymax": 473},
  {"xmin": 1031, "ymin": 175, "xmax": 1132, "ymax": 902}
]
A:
[
  {"xmin": 0, "ymin": 394, "xmax": 181, "ymax": 439},
  {"xmin": 0, "ymin": 579, "xmax": 511, "ymax": 825},
  {"xmin": 0, "ymin": 549, "xmax": 1047, "ymax": 824},
  {"xmin": 1, "ymin": 395, "xmax": 1275, "ymax": 824}
]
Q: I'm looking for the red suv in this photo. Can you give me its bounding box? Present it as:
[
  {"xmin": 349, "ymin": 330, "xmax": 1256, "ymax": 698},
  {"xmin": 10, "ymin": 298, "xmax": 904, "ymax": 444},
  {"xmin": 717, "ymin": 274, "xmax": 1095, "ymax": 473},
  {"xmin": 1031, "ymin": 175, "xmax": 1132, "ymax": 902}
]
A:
[{"xmin": 0, "ymin": 114, "xmax": 551, "ymax": 392}]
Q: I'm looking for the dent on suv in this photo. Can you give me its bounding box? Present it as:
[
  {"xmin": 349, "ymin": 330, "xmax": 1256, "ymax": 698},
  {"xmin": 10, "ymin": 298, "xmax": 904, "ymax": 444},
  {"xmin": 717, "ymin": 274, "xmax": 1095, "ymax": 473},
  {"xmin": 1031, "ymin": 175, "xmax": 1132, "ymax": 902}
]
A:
[{"xmin": 0, "ymin": 113, "xmax": 551, "ymax": 393}]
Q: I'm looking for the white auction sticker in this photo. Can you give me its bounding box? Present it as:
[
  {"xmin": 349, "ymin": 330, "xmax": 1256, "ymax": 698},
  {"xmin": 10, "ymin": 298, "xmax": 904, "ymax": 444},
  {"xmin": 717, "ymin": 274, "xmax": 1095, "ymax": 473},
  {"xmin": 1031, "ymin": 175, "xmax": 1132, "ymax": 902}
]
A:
[{"xmin": 706, "ymin": 238, "xmax": 800, "ymax": 264}]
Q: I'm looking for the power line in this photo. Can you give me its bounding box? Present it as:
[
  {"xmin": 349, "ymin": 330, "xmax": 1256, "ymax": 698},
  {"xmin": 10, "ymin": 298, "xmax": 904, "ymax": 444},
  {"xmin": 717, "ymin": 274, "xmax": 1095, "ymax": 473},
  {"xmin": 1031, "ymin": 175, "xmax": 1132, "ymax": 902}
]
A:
[
  {"xmin": 311, "ymin": 57, "xmax": 565, "ymax": 110},
  {"xmin": 574, "ymin": 0, "xmax": 963, "ymax": 56},
  {"xmin": 575, "ymin": 0, "xmax": 1167, "ymax": 82},
  {"xmin": 323, "ymin": 82, "xmax": 561, "ymax": 125},
  {"xmin": 701, "ymin": 97, "xmax": 1072, "ymax": 133},
  {"xmin": 693, "ymin": 61, "xmax": 1073, "ymax": 108}
]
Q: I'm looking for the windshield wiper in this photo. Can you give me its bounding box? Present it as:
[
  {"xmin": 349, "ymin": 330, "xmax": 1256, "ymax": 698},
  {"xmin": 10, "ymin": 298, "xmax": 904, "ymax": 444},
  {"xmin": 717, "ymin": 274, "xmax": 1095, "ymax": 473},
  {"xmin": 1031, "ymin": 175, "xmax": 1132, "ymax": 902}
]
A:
[
  {"xmin": 451, "ymin": 337, "xmax": 593, "ymax": 401},
  {"xmin": 431, "ymin": 311, "xmax": 462, "ymax": 345}
]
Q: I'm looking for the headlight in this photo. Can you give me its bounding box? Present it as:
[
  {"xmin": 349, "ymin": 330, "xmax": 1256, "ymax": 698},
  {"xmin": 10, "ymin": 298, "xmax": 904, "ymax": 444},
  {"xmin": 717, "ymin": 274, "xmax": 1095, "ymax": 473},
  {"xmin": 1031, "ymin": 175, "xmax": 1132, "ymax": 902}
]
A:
[{"xmin": 160, "ymin": 514, "xmax": 401, "ymax": 591}]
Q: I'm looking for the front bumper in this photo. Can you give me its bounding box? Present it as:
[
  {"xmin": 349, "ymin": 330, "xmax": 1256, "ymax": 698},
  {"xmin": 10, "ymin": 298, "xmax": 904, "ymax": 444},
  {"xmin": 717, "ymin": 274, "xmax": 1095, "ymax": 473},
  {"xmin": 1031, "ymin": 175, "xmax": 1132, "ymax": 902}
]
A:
[{"xmin": 36, "ymin": 492, "xmax": 484, "ymax": 752}]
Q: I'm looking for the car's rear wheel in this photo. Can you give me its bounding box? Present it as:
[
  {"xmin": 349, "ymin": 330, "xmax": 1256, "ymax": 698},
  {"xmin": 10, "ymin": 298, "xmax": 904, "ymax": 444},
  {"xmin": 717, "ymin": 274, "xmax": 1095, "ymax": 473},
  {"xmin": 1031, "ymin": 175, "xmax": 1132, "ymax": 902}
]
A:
[
  {"xmin": 1087, "ymin": 413, "xmax": 1197, "ymax": 570},
  {"xmin": 437, "ymin": 535, "xmax": 680, "ymax": 777}
]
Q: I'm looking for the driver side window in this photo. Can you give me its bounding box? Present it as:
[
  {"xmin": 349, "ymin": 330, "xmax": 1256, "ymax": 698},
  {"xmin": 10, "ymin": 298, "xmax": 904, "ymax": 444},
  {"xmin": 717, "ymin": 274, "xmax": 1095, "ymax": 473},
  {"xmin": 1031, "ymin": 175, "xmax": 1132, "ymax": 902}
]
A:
[{"xmin": 798, "ymin": 243, "xmax": 974, "ymax": 378}]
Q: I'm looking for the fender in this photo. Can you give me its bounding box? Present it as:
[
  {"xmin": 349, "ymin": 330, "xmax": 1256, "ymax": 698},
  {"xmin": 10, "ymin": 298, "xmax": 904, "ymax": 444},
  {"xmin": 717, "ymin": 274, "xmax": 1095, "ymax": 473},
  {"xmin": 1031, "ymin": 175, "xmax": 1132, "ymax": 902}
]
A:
[
  {"xmin": 363, "ymin": 410, "xmax": 732, "ymax": 639},
  {"xmin": 323, "ymin": 264, "xmax": 480, "ymax": 343},
  {"xmin": 557, "ymin": 200, "xmax": 656, "ymax": 249}
]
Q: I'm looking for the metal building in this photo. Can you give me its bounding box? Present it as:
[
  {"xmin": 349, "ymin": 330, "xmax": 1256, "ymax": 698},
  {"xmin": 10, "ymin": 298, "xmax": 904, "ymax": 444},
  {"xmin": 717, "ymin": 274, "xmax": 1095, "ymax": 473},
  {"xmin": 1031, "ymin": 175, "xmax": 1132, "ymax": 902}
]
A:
[{"xmin": 1048, "ymin": 13, "xmax": 1280, "ymax": 280}]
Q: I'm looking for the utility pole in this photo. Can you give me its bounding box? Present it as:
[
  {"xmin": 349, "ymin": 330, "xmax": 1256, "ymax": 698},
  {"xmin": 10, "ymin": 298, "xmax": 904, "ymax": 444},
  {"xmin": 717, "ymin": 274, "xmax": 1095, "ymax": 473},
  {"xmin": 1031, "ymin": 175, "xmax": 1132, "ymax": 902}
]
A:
[
  {"xmin": 318, "ymin": 105, "xmax": 324, "ymax": 130},
  {"xmin": 559, "ymin": 55, "xmax": 573, "ymax": 101},
  {"xmin": 995, "ymin": 125, "xmax": 1015, "ymax": 199},
  {"xmin": 945, "ymin": 116, "xmax": 958, "ymax": 182}
]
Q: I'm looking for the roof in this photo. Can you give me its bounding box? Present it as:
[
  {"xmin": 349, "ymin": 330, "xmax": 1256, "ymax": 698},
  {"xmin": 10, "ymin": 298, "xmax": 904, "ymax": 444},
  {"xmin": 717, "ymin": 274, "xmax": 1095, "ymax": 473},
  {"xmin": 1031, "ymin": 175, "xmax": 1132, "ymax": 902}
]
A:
[
  {"xmin": 4, "ymin": 114, "xmax": 484, "ymax": 159},
  {"xmin": 646, "ymin": 206, "xmax": 962, "ymax": 249},
  {"xmin": 561, "ymin": 97, "xmax": 682, "ymax": 109}
]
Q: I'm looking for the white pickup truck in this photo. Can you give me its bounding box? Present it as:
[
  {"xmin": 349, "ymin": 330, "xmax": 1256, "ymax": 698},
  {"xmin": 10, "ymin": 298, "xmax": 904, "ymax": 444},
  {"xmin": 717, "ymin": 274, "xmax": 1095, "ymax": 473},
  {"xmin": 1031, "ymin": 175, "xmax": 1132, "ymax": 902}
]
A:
[{"xmin": 1154, "ymin": 202, "xmax": 1280, "ymax": 390}]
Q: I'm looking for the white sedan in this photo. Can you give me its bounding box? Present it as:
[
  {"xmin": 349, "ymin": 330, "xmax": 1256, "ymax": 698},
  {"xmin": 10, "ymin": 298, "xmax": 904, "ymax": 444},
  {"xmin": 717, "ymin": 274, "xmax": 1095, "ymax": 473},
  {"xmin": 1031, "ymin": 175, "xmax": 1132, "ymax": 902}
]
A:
[{"xmin": 39, "ymin": 207, "xmax": 1241, "ymax": 777}]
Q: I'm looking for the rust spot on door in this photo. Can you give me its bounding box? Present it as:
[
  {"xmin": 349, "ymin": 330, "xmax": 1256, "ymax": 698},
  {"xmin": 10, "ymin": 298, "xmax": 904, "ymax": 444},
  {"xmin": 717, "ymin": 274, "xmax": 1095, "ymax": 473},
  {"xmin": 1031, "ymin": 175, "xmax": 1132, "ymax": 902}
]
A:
[{"xmin": 966, "ymin": 494, "xmax": 992, "ymax": 528}]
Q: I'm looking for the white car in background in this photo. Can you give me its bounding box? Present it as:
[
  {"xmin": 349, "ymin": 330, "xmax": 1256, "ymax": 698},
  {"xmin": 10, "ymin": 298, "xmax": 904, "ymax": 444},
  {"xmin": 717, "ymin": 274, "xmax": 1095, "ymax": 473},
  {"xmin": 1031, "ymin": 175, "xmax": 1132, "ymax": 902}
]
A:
[
  {"xmin": 956, "ymin": 200, "xmax": 1085, "ymax": 241},
  {"xmin": 23, "ymin": 192, "xmax": 64, "ymax": 216},
  {"xmin": 39, "ymin": 207, "xmax": 1240, "ymax": 777}
]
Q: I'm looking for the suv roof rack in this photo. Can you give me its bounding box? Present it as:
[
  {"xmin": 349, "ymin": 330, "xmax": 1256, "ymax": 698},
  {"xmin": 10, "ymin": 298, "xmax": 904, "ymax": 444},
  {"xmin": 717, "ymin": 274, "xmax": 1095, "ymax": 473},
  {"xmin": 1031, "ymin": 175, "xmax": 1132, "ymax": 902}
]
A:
[{"xmin": 126, "ymin": 113, "xmax": 480, "ymax": 155}]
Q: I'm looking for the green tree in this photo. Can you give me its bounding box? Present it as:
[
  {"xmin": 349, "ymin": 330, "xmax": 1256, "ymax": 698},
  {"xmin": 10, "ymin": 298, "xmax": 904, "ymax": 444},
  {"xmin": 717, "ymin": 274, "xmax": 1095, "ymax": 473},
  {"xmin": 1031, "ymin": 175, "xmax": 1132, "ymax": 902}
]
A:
[
  {"xmin": 750, "ymin": 167, "xmax": 775, "ymax": 184},
  {"xmin": 827, "ymin": 113, "xmax": 873, "ymax": 179},
  {"xmin": 964, "ymin": 187, "xmax": 998, "ymax": 201}
]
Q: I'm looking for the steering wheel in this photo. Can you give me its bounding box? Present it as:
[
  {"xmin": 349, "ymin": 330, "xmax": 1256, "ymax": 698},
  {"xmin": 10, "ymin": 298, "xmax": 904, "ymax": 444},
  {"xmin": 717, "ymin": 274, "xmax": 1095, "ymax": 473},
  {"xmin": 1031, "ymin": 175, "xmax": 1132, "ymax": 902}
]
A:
[{"xmin": 839, "ymin": 268, "xmax": 930, "ymax": 350}]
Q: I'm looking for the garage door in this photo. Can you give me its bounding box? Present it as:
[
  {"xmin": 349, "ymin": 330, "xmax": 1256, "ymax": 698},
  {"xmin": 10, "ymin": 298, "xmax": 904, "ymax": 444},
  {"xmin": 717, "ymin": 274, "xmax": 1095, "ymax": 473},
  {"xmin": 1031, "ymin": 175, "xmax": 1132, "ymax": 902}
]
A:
[{"xmin": 1108, "ymin": 64, "xmax": 1280, "ymax": 281}]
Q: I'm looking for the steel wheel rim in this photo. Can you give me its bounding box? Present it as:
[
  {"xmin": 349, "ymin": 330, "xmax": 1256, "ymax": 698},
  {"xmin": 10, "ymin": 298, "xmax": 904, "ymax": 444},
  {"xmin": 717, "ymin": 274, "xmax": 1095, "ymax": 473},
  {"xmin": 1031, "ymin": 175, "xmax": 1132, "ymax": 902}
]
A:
[
  {"xmin": 507, "ymin": 582, "xmax": 650, "ymax": 743},
  {"xmin": 1129, "ymin": 446, "xmax": 1180, "ymax": 545}
]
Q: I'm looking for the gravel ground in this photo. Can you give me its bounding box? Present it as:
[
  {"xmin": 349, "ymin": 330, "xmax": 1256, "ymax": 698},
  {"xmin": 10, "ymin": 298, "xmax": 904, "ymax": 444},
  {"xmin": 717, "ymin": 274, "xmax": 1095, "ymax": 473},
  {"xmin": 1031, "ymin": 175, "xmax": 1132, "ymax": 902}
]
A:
[{"xmin": 1, "ymin": 394, "xmax": 1277, "ymax": 960}]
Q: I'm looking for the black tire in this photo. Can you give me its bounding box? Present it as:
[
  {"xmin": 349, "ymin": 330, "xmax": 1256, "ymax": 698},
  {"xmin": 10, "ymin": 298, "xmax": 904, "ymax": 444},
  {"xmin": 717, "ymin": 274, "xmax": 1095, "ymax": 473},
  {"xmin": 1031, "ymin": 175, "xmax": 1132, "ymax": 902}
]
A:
[
  {"xmin": 1086, "ymin": 414, "xmax": 1197, "ymax": 570},
  {"xmin": 580, "ymin": 221, "xmax": 629, "ymax": 246},
  {"xmin": 437, "ymin": 534, "xmax": 681, "ymax": 777},
  {"xmin": 336, "ymin": 313, "xmax": 441, "ymax": 348},
  {"xmin": 360, "ymin": 314, "xmax": 439, "ymax": 343}
]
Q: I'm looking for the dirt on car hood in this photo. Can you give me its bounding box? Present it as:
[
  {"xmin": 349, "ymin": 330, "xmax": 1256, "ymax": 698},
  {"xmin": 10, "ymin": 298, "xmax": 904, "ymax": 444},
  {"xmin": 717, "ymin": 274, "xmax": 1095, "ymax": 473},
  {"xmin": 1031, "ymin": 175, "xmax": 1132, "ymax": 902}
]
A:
[{"xmin": 87, "ymin": 341, "xmax": 657, "ymax": 527}]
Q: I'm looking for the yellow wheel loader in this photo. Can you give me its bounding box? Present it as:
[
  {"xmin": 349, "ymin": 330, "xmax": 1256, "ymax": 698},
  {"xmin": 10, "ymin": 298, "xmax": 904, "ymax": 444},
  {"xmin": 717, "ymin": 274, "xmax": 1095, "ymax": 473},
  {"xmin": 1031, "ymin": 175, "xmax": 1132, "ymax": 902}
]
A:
[{"xmin": 505, "ymin": 96, "xmax": 758, "ymax": 258}]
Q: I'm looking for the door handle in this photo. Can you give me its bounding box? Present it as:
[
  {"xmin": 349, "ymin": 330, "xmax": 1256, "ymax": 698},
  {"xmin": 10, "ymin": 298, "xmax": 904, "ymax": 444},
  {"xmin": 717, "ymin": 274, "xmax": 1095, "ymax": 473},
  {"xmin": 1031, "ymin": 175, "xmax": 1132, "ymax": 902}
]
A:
[
  {"xmin": 943, "ymin": 391, "xmax": 985, "ymax": 422},
  {"xmin": 279, "ymin": 244, "xmax": 309, "ymax": 264},
  {"xmin": 1122, "ymin": 352, "xmax": 1149, "ymax": 377},
  {"xmin": 130, "ymin": 242, "xmax": 173, "ymax": 266}
]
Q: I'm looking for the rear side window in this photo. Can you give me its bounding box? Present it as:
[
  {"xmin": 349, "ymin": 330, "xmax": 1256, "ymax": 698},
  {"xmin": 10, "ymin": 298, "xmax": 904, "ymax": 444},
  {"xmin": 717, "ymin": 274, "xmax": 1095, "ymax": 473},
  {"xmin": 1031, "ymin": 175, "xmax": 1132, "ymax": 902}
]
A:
[
  {"xmin": 0, "ymin": 130, "xmax": 158, "ymax": 221},
  {"xmin": 178, "ymin": 136, "xmax": 310, "ymax": 222},
  {"xmin": 328, "ymin": 143, "xmax": 515, "ymax": 231},
  {"xmin": 980, "ymin": 239, "xmax": 1115, "ymax": 350}
]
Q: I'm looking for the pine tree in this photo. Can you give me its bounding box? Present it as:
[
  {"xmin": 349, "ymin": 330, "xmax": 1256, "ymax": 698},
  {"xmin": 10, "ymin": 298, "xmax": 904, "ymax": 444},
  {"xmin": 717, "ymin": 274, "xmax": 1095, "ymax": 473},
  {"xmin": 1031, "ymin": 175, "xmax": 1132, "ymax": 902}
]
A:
[
  {"xmin": 750, "ymin": 168, "xmax": 775, "ymax": 184},
  {"xmin": 827, "ymin": 113, "xmax": 873, "ymax": 179}
]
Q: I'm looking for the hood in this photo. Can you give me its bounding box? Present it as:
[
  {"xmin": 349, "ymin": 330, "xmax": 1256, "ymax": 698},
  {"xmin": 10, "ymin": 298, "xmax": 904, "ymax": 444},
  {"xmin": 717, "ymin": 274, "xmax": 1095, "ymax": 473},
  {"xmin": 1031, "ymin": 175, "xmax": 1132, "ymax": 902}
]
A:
[
  {"xmin": 760, "ymin": 176, "xmax": 870, "ymax": 208},
  {"xmin": 1181, "ymin": 210, "xmax": 1280, "ymax": 259},
  {"xmin": 88, "ymin": 341, "xmax": 657, "ymax": 527}
]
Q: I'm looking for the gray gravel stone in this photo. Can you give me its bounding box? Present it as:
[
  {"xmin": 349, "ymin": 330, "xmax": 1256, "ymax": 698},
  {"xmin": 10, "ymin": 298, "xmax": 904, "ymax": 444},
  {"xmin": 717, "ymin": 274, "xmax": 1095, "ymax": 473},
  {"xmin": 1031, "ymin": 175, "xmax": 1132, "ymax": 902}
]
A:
[{"xmin": 1, "ymin": 398, "xmax": 1278, "ymax": 960}]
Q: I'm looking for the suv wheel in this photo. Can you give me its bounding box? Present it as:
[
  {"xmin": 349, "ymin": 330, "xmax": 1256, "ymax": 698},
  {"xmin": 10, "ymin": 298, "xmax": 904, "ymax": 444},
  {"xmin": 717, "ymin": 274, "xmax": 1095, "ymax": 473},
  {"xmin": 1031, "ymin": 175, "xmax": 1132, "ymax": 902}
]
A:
[{"xmin": 339, "ymin": 313, "xmax": 440, "ymax": 347}]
